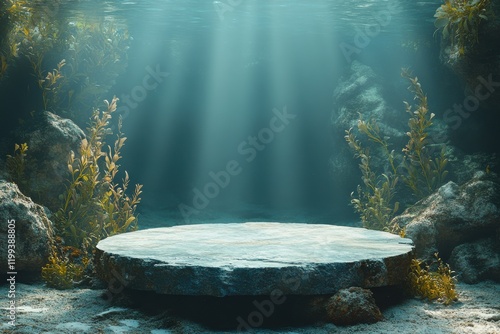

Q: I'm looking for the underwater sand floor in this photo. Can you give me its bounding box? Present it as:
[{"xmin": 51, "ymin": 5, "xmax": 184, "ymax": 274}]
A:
[{"xmin": 1, "ymin": 280, "xmax": 499, "ymax": 333}]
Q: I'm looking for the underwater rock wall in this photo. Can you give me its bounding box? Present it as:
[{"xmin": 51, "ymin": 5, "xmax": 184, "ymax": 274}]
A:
[{"xmin": 439, "ymin": 1, "xmax": 500, "ymax": 111}]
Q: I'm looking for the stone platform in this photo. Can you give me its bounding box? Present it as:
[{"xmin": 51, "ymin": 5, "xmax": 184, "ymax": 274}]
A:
[{"xmin": 95, "ymin": 223, "xmax": 414, "ymax": 297}]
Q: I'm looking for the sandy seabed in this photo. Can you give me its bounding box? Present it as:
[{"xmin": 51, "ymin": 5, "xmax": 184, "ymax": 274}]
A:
[{"xmin": 1, "ymin": 281, "xmax": 499, "ymax": 334}]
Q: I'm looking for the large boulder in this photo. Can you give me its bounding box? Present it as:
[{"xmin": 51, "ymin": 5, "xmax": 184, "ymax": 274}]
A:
[
  {"xmin": 0, "ymin": 180, "xmax": 54, "ymax": 272},
  {"xmin": 449, "ymin": 237, "xmax": 500, "ymax": 284},
  {"xmin": 17, "ymin": 111, "xmax": 85, "ymax": 211},
  {"xmin": 391, "ymin": 171, "xmax": 500, "ymax": 261}
]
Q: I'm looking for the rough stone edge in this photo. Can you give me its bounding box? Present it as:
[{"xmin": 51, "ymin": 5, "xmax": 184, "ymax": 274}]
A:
[{"xmin": 94, "ymin": 243, "xmax": 415, "ymax": 297}]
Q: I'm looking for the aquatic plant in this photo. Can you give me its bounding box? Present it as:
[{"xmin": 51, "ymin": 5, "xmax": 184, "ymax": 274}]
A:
[
  {"xmin": 43, "ymin": 97, "xmax": 142, "ymax": 289},
  {"xmin": 345, "ymin": 71, "xmax": 447, "ymax": 232},
  {"xmin": 1, "ymin": 1, "xmax": 130, "ymax": 120},
  {"xmin": 55, "ymin": 96, "xmax": 142, "ymax": 249},
  {"xmin": 62, "ymin": 21, "xmax": 130, "ymax": 121},
  {"xmin": 39, "ymin": 59, "xmax": 66, "ymax": 110},
  {"xmin": 0, "ymin": 54, "xmax": 8, "ymax": 79},
  {"xmin": 5, "ymin": 143, "xmax": 29, "ymax": 193},
  {"xmin": 408, "ymin": 253, "xmax": 458, "ymax": 305},
  {"xmin": 345, "ymin": 125, "xmax": 399, "ymax": 231},
  {"xmin": 401, "ymin": 69, "xmax": 448, "ymax": 198},
  {"xmin": 434, "ymin": 0, "xmax": 492, "ymax": 56},
  {"xmin": 41, "ymin": 237, "xmax": 89, "ymax": 290},
  {"xmin": 0, "ymin": 1, "xmax": 28, "ymax": 80}
]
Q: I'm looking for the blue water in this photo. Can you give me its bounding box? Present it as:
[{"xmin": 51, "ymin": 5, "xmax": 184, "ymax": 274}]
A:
[{"xmin": 4, "ymin": 0, "xmax": 464, "ymax": 227}]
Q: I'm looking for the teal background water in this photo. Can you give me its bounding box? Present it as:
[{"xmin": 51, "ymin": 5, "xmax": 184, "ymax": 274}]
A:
[{"xmin": 4, "ymin": 0, "xmax": 491, "ymax": 226}]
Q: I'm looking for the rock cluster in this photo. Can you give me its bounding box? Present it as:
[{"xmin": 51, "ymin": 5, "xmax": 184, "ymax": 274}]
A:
[{"xmin": 392, "ymin": 171, "xmax": 500, "ymax": 283}]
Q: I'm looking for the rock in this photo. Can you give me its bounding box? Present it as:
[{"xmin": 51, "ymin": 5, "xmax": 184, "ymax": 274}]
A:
[
  {"xmin": 0, "ymin": 180, "xmax": 54, "ymax": 272},
  {"xmin": 438, "ymin": 0, "xmax": 500, "ymax": 111},
  {"xmin": 18, "ymin": 111, "xmax": 85, "ymax": 211},
  {"xmin": 330, "ymin": 60, "xmax": 416, "ymax": 209},
  {"xmin": 325, "ymin": 287, "xmax": 383, "ymax": 325},
  {"xmin": 450, "ymin": 152, "xmax": 499, "ymax": 185},
  {"xmin": 391, "ymin": 172, "xmax": 500, "ymax": 260},
  {"xmin": 95, "ymin": 223, "xmax": 414, "ymax": 297},
  {"xmin": 437, "ymin": 2, "xmax": 500, "ymax": 155},
  {"xmin": 401, "ymin": 217, "xmax": 439, "ymax": 261},
  {"xmin": 449, "ymin": 237, "xmax": 500, "ymax": 284},
  {"xmin": 332, "ymin": 61, "xmax": 404, "ymax": 141}
]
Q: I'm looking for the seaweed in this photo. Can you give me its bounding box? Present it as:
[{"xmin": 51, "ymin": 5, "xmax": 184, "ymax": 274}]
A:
[
  {"xmin": 345, "ymin": 70, "xmax": 447, "ymax": 232},
  {"xmin": 1, "ymin": 1, "xmax": 130, "ymax": 120},
  {"xmin": 407, "ymin": 253, "xmax": 458, "ymax": 305},
  {"xmin": 41, "ymin": 237, "xmax": 89, "ymax": 290},
  {"xmin": 1, "ymin": 2, "xmax": 138, "ymax": 290},
  {"xmin": 345, "ymin": 125, "xmax": 399, "ymax": 231},
  {"xmin": 55, "ymin": 96, "xmax": 142, "ymax": 249},
  {"xmin": 39, "ymin": 59, "xmax": 66, "ymax": 110},
  {"xmin": 42, "ymin": 97, "xmax": 142, "ymax": 289},
  {"xmin": 5, "ymin": 143, "xmax": 29, "ymax": 193},
  {"xmin": 434, "ymin": 0, "xmax": 492, "ymax": 56},
  {"xmin": 401, "ymin": 69, "xmax": 448, "ymax": 198}
]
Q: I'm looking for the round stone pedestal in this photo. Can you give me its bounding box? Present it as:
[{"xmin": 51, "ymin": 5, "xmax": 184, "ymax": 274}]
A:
[{"xmin": 95, "ymin": 223, "xmax": 414, "ymax": 296}]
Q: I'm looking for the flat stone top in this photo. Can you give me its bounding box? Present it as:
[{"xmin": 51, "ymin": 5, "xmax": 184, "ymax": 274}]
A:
[
  {"xmin": 97, "ymin": 223, "xmax": 413, "ymax": 268},
  {"xmin": 95, "ymin": 223, "xmax": 414, "ymax": 296}
]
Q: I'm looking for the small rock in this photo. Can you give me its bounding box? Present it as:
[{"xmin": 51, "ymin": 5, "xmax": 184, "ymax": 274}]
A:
[
  {"xmin": 0, "ymin": 180, "xmax": 54, "ymax": 272},
  {"xmin": 449, "ymin": 237, "xmax": 500, "ymax": 284},
  {"xmin": 325, "ymin": 287, "xmax": 383, "ymax": 325},
  {"xmin": 484, "ymin": 314, "xmax": 500, "ymax": 322}
]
